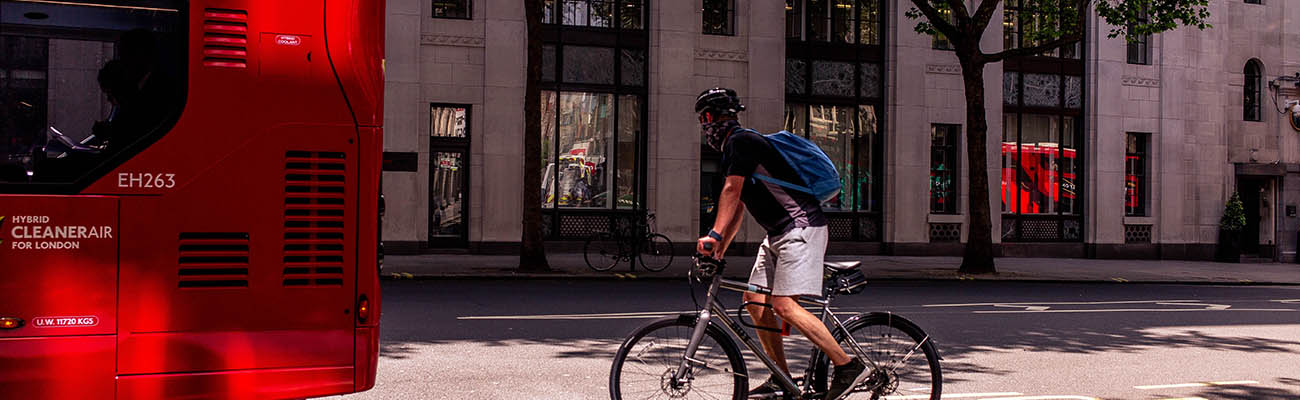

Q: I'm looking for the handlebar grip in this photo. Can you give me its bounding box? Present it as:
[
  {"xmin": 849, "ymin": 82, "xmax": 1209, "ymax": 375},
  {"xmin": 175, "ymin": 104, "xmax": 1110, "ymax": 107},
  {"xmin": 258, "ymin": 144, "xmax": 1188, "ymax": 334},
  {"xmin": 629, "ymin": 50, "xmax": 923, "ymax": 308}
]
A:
[{"xmin": 703, "ymin": 242, "xmax": 714, "ymax": 251}]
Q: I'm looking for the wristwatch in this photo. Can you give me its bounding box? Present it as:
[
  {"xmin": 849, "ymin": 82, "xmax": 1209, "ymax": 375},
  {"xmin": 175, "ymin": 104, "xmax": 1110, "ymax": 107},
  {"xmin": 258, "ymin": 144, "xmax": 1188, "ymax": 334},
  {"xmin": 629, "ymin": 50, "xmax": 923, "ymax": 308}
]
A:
[{"xmin": 707, "ymin": 230, "xmax": 723, "ymax": 241}]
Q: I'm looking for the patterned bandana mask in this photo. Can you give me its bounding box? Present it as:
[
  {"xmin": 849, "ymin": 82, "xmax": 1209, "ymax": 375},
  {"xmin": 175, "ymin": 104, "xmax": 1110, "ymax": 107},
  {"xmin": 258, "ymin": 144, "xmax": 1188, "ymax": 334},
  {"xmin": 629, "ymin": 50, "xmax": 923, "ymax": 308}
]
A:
[{"xmin": 702, "ymin": 119, "xmax": 740, "ymax": 152}]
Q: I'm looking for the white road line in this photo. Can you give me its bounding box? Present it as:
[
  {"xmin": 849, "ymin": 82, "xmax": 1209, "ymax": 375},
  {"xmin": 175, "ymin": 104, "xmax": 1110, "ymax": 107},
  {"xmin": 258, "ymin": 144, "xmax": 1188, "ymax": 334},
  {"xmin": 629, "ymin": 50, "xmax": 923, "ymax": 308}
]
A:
[
  {"xmin": 1135, "ymin": 380, "xmax": 1259, "ymax": 390},
  {"xmin": 925, "ymin": 300, "xmax": 1199, "ymax": 307},
  {"xmin": 457, "ymin": 311, "xmax": 686, "ymax": 320},
  {"xmin": 882, "ymin": 392, "xmax": 1022, "ymax": 399},
  {"xmin": 1156, "ymin": 397, "xmax": 1208, "ymax": 400},
  {"xmin": 973, "ymin": 308, "xmax": 1294, "ymax": 314},
  {"xmin": 976, "ymin": 396, "xmax": 1100, "ymax": 400}
]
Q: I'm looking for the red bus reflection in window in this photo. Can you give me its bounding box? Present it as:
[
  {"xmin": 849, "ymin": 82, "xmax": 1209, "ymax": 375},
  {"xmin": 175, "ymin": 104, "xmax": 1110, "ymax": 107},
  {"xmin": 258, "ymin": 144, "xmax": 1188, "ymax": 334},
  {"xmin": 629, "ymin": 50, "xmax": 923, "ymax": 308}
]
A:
[{"xmin": 1001, "ymin": 143, "xmax": 1076, "ymax": 214}]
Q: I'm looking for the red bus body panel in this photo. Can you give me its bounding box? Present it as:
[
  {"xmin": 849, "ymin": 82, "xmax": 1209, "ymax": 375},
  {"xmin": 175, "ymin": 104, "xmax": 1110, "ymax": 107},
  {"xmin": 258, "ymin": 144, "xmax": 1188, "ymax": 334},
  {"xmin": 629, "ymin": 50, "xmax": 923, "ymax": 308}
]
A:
[{"xmin": 1, "ymin": 0, "xmax": 384, "ymax": 398}]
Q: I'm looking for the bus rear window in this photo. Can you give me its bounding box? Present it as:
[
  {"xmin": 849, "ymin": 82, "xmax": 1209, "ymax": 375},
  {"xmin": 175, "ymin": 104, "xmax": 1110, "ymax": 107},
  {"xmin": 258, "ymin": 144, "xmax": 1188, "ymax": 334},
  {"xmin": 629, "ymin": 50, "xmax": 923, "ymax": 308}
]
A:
[{"xmin": 1, "ymin": 0, "xmax": 186, "ymax": 187}]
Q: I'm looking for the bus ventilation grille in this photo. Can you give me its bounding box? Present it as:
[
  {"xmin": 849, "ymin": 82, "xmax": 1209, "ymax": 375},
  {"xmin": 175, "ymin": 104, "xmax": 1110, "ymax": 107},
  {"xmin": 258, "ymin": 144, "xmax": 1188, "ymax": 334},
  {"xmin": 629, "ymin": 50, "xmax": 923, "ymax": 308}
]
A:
[
  {"xmin": 178, "ymin": 232, "xmax": 251, "ymax": 289},
  {"xmin": 202, "ymin": 8, "xmax": 249, "ymax": 68},
  {"xmin": 283, "ymin": 151, "xmax": 347, "ymax": 287}
]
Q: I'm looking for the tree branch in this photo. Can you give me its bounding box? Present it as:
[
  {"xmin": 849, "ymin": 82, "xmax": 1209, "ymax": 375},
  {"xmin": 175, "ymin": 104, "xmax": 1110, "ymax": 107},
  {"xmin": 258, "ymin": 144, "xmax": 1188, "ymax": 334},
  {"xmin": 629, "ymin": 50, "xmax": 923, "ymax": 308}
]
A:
[
  {"xmin": 943, "ymin": 0, "xmax": 970, "ymax": 23},
  {"xmin": 909, "ymin": 0, "xmax": 962, "ymax": 39},
  {"xmin": 970, "ymin": 0, "xmax": 1001, "ymax": 33}
]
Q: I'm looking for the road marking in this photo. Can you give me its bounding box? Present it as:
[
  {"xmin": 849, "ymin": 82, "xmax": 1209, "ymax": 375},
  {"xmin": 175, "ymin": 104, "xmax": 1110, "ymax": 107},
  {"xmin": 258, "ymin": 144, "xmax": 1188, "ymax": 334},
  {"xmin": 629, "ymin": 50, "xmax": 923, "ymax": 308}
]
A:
[
  {"xmin": 458, "ymin": 311, "xmax": 686, "ymax": 320},
  {"xmin": 1135, "ymin": 380, "xmax": 1259, "ymax": 390},
  {"xmin": 926, "ymin": 299, "xmax": 1294, "ymax": 314},
  {"xmin": 926, "ymin": 300, "xmax": 1201, "ymax": 307},
  {"xmin": 1274, "ymin": 299, "xmax": 1300, "ymax": 304},
  {"xmin": 1156, "ymin": 397, "xmax": 1208, "ymax": 400},
  {"xmin": 881, "ymin": 392, "xmax": 1022, "ymax": 399},
  {"xmin": 1111, "ymin": 277, "xmax": 1129, "ymax": 283},
  {"xmin": 977, "ymin": 396, "xmax": 1099, "ymax": 400}
]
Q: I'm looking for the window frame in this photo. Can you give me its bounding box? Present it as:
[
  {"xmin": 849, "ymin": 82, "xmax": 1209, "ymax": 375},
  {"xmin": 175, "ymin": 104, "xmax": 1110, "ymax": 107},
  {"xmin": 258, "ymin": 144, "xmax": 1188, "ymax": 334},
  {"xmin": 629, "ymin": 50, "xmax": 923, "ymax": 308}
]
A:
[
  {"xmin": 543, "ymin": 0, "xmax": 645, "ymax": 30},
  {"xmin": 1124, "ymin": 132, "xmax": 1149, "ymax": 217},
  {"xmin": 1126, "ymin": 7, "xmax": 1150, "ymax": 65},
  {"xmin": 702, "ymin": 0, "xmax": 736, "ymax": 36},
  {"xmin": 930, "ymin": 124, "xmax": 961, "ymax": 214},
  {"xmin": 0, "ymin": 0, "xmax": 190, "ymax": 194},
  {"xmin": 1244, "ymin": 59, "xmax": 1263, "ymax": 122},
  {"xmin": 785, "ymin": 0, "xmax": 882, "ymax": 46},
  {"xmin": 431, "ymin": 0, "xmax": 472, "ymax": 20}
]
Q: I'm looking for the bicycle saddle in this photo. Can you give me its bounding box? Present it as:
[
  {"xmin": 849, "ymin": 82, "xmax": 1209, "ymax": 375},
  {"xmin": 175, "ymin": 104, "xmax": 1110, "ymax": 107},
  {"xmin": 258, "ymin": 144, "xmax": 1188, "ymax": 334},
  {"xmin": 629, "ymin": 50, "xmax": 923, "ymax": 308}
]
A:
[{"xmin": 823, "ymin": 261, "xmax": 861, "ymax": 272}]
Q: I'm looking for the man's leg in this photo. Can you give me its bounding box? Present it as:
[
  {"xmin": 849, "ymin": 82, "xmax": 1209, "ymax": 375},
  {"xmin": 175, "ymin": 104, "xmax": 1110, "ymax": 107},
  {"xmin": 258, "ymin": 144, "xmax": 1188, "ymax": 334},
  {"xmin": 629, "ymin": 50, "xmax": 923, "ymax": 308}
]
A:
[
  {"xmin": 770, "ymin": 295, "xmax": 851, "ymax": 366},
  {"xmin": 743, "ymin": 291, "xmax": 790, "ymax": 374}
]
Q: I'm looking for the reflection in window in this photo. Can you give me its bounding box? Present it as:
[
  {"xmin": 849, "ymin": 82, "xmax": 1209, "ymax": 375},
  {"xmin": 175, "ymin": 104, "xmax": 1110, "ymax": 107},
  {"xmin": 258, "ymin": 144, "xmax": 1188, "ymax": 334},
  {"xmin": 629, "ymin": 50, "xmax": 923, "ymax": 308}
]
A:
[
  {"xmin": 783, "ymin": 104, "xmax": 876, "ymax": 212},
  {"xmin": 1125, "ymin": 133, "xmax": 1148, "ymax": 217},
  {"xmin": 703, "ymin": 0, "xmax": 735, "ymax": 35},
  {"xmin": 1, "ymin": 0, "xmax": 185, "ymax": 185},
  {"xmin": 785, "ymin": 0, "xmax": 880, "ymax": 45},
  {"xmin": 1001, "ymin": 113, "xmax": 1079, "ymax": 215},
  {"xmin": 430, "ymin": 106, "xmax": 468, "ymax": 137},
  {"xmin": 1126, "ymin": 6, "xmax": 1150, "ymax": 65},
  {"xmin": 931, "ymin": 124, "xmax": 959, "ymax": 214},
  {"xmin": 543, "ymin": 0, "xmax": 643, "ymax": 29},
  {"xmin": 432, "ymin": 0, "xmax": 471, "ymax": 19},
  {"xmin": 541, "ymin": 91, "xmax": 641, "ymax": 209}
]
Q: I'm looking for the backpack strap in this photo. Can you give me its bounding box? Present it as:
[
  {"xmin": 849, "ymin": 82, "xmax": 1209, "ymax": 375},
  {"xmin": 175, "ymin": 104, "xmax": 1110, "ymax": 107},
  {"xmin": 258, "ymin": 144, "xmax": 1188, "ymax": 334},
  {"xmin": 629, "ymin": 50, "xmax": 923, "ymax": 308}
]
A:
[{"xmin": 752, "ymin": 173, "xmax": 814, "ymax": 194}]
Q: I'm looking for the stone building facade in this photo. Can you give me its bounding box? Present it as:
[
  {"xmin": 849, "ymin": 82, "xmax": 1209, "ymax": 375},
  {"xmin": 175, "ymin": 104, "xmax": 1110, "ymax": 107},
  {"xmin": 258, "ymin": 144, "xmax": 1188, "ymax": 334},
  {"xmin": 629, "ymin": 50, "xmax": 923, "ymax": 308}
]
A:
[{"xmin": 382, "ymin": 0, "xmax": 1300, "ymax": 262}]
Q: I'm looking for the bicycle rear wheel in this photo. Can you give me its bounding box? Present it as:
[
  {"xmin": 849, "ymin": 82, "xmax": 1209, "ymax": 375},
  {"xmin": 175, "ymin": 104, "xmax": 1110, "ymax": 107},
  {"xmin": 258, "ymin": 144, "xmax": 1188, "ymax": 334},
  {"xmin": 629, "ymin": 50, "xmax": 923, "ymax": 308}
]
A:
[
  {"xmin": 584, "ymin": 232, "xmax": 622, "ymax": 271},
  {"xmin": 811, "ymin": 312, "xmax": 942, "ymax": 400},
  {"xmin": 609, "ymin": 316, "xmax": 747, "ymax": 400},
  {"xmin": 637, "ymin": 233, "xmax": 674, "ymax": 272}
]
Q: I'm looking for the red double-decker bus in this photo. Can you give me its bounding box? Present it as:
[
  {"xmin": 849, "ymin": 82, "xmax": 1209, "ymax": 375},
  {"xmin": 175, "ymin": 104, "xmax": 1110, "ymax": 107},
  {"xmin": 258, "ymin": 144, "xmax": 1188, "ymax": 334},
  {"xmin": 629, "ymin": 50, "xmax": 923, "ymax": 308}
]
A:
[{"xmin": 0, "ymin": 0, "xmax": 383, "ymax": 398}]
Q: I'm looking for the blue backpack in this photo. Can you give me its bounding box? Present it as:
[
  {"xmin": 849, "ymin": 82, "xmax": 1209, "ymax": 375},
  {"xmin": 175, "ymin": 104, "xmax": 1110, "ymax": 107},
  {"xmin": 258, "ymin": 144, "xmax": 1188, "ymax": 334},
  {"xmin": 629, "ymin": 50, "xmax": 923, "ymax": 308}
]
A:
[{"xmin": 739, "ymin": 129, "xmax": 841, "ymax": 203}]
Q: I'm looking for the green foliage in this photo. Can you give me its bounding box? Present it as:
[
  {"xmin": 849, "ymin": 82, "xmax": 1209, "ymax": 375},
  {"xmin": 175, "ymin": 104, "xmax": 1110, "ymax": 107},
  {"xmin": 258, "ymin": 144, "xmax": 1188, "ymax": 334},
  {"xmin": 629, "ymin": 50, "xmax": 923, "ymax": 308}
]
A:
[
  {"xmin": 904, "ymin": 0, "xmax": 1212, "ymax": 49},
  {"xmin": 1220, "ymin": 192, "xmax": 1247, "ymax": 232}
]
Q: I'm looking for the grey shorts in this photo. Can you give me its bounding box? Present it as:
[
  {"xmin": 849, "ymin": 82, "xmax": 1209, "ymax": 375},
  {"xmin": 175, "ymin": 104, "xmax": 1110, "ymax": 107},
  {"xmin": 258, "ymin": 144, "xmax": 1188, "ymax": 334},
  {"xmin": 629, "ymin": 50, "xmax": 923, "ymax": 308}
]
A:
[{"xmin": 748, "ymin": 225, "xmax": 828, "ymax": 297}]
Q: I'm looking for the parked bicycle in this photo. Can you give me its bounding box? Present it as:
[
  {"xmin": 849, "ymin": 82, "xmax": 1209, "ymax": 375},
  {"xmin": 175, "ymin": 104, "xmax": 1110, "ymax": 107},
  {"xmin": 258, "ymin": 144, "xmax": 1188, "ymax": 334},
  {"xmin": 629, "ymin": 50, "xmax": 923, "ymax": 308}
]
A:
[
  {"xmin": 608, "ymin": 254, "xmax": 942, "ymax": 400},
  {"xmin": 584, "ymin": 211, "xmax": 674, "ymax": 272}
]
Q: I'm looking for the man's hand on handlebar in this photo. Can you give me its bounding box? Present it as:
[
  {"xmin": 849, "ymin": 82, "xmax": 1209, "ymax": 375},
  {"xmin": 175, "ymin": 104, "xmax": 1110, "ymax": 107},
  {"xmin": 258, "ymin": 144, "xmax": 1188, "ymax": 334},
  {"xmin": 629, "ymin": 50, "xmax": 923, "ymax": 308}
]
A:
[{"xmin": 696, "ymin": 236, "xmax": 718, "ymax": 258}]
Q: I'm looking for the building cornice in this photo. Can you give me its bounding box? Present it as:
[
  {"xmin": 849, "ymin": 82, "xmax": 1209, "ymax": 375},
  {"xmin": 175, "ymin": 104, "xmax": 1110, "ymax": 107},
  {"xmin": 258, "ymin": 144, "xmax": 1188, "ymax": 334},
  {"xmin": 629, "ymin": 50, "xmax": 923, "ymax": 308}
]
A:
[
  {"xmin": 1121, "ymin": 76, "xmax": 1160, "ymax": 88},
  {"xmin": 695, "ymin": 48, "xmax": 747, "ymax": 62},
  {"xmin": 925, "ymin": 64, "xmax": 962, "ymax": 75},
  {"xmin": 421, "ymin": 34, "xmax": 485, "ymax": 47}
]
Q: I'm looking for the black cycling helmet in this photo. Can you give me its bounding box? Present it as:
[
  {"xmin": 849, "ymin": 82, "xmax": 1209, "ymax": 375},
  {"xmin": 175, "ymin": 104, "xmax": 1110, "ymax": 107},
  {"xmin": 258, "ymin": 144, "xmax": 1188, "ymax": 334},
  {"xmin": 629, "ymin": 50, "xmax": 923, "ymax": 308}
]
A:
[{"xmin": 695, "ymin": 87, "xmax": 745, "ymax": 116}]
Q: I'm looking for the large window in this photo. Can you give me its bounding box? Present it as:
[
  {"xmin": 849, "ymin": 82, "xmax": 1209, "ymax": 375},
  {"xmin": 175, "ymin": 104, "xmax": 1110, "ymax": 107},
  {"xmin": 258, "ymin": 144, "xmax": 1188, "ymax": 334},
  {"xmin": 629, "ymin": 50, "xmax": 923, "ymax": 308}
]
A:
[
  {"xmin": 1126, "ymin": 7, "xmax": 1150, "ymax": 65},
  {"xmin": 785, "ymin": 0, "xmax": 881, "ymax": 45},
  {"xmin": 539, "ymin": 1, "xmax": 647, "ymax": 219},
  {"xmin": 932, "ymin": 5, "xmax": 954, "ymax": 50},
  {"xmin": 1244, "ymin": 59, "xmax": 1263, "ymax": 122},
  {"xmin": 1125, "ymin": 132, "xmax": 1148, "ymax": 217},
  {"xmin": 1003, "ymin": 0, "xmax": 1081, "ymax": 59},
  {"xmin": 931, "ymin": 124, "xmax": 960, "ymax": 214},
  {"xmin": 543, "ymin": 0, "xmax": 644, "ymax": 29},
  {"xmin": 432, "ymin": 0, "xmax": 470, "ymax": 19},
  {"xmin": 703, "ymin": 0, "xmax": 735, "ymax": 35},
  {"xmin": 785, "ymin": 0, "xmax": 884, "ymax": 241},
  {"xmin": 1, "ymin": 0, "xmax": 186, "ymax": 188}
]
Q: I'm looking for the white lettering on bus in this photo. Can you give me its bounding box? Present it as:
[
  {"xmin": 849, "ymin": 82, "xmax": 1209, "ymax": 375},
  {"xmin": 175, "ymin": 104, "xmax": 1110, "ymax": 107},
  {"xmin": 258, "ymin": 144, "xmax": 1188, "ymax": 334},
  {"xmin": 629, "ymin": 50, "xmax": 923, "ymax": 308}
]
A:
[
  {"xmin": 11, "ymin": 225, "xmax": 112, "ymax": 239},
  {"xmin": 117, "ymin": 173, "xmax": 176, "ymax": 189}
]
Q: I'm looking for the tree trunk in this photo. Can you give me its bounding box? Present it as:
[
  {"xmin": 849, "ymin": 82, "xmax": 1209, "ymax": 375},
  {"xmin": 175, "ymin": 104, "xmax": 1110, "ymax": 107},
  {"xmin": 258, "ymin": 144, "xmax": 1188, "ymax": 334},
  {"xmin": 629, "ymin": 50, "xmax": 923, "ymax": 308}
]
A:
[
  {"xmin": 957, "ymin": 54, "xmax": 997, "ymax": 274},
  {"xmin": 519, "ymin": 0, "xmax": 550, "ymax": 272}
]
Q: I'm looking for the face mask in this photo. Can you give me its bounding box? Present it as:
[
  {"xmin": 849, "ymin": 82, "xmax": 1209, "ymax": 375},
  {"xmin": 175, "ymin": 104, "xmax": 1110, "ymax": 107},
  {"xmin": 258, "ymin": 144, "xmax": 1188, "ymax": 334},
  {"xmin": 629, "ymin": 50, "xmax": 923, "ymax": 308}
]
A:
[{"xmin": 702, "ymin": 119, "xmax": 740, "ymax": 152}]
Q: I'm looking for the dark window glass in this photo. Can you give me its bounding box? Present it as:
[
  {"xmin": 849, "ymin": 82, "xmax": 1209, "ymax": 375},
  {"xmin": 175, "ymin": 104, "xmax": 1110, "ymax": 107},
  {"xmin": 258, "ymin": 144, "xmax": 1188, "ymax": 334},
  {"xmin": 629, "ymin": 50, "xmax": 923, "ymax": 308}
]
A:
[
  {"xmin": 1245, "ymin": 0, "xmax": 1262, "ymax": 4},
  {"xmin": 782, "ymin": 103, "xmax": 877, "ymax": 212},
  {"xmin": 703, "ymin": 0, "xmax": 735, "ymax": 36},
  {"xmin": 787, "ymin": 0, "xmax": 880, "ymax": 44},
  {"xmin": 931, "ymin": 124, "xmax": 960, "ymax": 214},
  {"xmin": 785, "ymin": 0, "xmax": 801, "ymax": 39},
  {"xmin": 432, "ymin": 0, "xmax": 470, "ymax": 19},
  {"xmin": 1125, "ymin": 133, "xmax": 1148, "ymax": 217},
  {"xmin": 1126, "ymin": 7, "xmax": 1149, "ymax": 65},
  {"xmin": 545, "ymin": 0, "xmax": 643, "ymax": 29},
  {"xmin": 1245, "ymin": 60, "xmax": 1262, "ymax": 121},
  {"xmin": 1, "ymin": 0, "xmax": 186, "ymax": 186},
  {"xmin": 932, "ymin": 6, "xmax": 954, "ymax": 50}
]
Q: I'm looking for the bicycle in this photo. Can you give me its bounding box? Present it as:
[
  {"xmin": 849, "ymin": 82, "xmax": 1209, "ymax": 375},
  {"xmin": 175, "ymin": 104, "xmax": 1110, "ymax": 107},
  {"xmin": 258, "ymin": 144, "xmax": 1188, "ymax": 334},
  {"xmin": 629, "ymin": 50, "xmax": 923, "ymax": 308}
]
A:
[
  {"xmin": 608, "ymin": 254, "xmax": 942, "ymax": 400},
  {"xmin": 584, "ymin": 211, "xmax": 674, "ymax": 272}
]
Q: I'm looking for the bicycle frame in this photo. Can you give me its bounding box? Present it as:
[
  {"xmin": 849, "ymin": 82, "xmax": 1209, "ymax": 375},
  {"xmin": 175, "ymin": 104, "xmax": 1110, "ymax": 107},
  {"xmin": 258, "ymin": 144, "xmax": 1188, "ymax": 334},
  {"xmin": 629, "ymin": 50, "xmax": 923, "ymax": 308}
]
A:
[{"xmin": 671, "ymin": 267, "xmax": 880, "ymax": 399}]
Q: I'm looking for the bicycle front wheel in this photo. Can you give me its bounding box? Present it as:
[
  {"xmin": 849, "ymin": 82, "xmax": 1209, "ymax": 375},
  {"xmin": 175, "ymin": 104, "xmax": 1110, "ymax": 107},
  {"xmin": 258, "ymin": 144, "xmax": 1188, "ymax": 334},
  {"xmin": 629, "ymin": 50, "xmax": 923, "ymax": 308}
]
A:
[
  {"xmin": 636, "ymin": 233, "xmax": 674, "ymax": 272},
  {"xmin": 609, "ymin": 316, "xmax": 747, "ymax": 400},
  {"xmin": 811, "ymin": 312, "xmax": 942, "ymax": 400},
  {"xmin": 584, "ymin": 233, "xmax": 622, "ymax": 271}
]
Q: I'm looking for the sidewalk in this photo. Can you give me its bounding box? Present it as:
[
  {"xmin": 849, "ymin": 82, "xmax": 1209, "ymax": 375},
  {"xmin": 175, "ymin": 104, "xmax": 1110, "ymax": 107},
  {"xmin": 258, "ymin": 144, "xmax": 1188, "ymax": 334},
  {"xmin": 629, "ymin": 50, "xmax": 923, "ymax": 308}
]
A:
[{"xmin": 382, "ymin": 253, "xmax": 1300, "ymax": 285}]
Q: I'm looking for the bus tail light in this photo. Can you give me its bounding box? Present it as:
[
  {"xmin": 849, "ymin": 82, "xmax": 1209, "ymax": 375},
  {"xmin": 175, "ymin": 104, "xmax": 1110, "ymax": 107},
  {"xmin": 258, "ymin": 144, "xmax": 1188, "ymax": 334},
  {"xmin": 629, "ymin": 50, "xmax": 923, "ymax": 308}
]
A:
[
  {"xmin": 357, "ymin": 295, "xmax": 370, "ymax": 324},
  {"xmin": 0, "ymin": 317, "xmax": 22, "ymax": 329}
]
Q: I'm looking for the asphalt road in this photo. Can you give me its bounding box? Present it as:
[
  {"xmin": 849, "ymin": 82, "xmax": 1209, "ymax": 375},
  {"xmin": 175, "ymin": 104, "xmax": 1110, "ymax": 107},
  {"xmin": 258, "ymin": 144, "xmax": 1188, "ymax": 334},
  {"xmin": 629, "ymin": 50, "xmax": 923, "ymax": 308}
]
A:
[{"xmin": 334, "ymin": 279, "xmax": 1300, "ymax": 400}]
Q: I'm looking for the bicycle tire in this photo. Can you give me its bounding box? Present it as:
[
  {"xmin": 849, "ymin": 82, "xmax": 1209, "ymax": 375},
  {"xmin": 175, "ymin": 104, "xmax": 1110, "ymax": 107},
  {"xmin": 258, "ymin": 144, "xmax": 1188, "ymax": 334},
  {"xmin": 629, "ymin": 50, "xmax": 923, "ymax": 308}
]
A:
[
  {"xmin": 609, "ymin": 315, "xmax": 747, "ymax": 400},
  {"xmin": 809, "ymin": 312, "xmax": 942, "ymax": 400},
  {"xmin": 637, "ymin": 233, "xmax": 675, "ymax": 272},
  {"xmin": 584, "ymin": 232, "xmax": 622, "ymax": 271}
]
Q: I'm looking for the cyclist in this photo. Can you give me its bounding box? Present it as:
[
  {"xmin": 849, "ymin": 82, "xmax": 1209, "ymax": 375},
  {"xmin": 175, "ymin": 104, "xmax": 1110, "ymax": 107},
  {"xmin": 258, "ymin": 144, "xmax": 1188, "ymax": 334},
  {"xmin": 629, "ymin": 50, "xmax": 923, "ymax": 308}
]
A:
[{"xmin": 693, "ymin": 87, "xmax": 865, "ymax": 399}]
